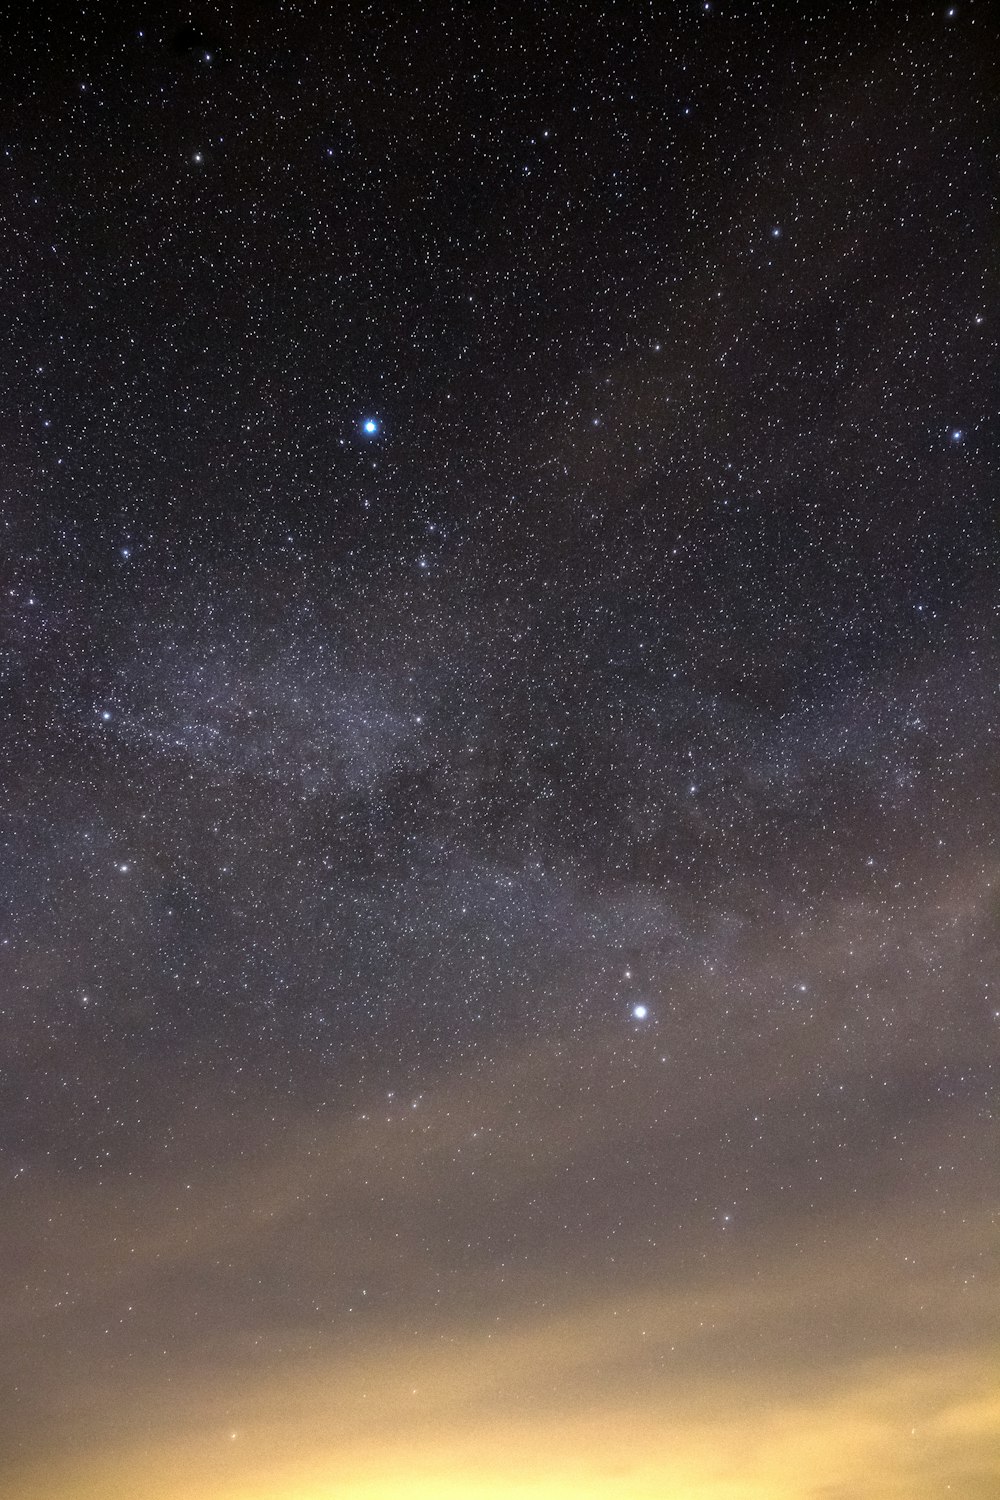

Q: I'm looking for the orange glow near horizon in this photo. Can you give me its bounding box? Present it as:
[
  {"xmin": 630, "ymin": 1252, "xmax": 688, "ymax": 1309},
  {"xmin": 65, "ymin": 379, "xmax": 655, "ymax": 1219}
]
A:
[
  {"xmin": 3, "ymin": 1159, "xmax": 997, "ymax": 1500},
  {"xmin": 7, "ymin": 1346, "xmax": 999, "ymax": 1500}
]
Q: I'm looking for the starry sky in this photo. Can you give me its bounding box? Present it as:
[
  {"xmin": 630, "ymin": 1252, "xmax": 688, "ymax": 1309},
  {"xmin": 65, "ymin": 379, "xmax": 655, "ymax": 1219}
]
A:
[{"xmin": 1, "ymin": 3, "xmax": 998, "ymax": 1497}]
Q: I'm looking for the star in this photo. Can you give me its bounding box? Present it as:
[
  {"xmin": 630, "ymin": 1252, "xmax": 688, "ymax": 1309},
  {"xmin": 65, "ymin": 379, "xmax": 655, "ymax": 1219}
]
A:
[
  {"xmin": 632, "ymin": 1004, "xmax": 648, "ymax": 1020},
  {"xmin": 362, "ymin": 418, "xmax": 379, "ymax": 435}
]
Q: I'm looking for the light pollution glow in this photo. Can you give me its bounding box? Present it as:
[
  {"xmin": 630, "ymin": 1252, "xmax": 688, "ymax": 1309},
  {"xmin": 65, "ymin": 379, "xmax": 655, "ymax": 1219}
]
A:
[
  {"xmin": 2, "ymin": 995, "xmax": 997, "ymax": 1500},
  {"xmin": 4, "ymin": 1224, "xmax": 998, "ymax": 1500}
]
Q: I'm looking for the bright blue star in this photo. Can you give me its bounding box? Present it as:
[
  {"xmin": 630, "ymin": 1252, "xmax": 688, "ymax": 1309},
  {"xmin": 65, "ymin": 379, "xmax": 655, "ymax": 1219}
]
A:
[
  {"xmin": 362, "ymin": 418, "xmax": 379, "ymax": 435},
  {"xmin": 632, "ymin": 1003, "xmax": 648, "ymax": 1020}
]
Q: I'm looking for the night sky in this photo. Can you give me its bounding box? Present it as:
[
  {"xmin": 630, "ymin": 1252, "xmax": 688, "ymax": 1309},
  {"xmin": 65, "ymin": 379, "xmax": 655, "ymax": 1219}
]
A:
[{"xmin": 1, "ymin": 3, "xmax": 998, "ymax": 1497}]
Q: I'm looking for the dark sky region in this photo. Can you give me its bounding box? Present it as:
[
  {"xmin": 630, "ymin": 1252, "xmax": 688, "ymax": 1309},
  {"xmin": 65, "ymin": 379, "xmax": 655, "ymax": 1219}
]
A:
[{"xmin": 0, "ymin": 3, "xmax": 998, "ymax": 1497}]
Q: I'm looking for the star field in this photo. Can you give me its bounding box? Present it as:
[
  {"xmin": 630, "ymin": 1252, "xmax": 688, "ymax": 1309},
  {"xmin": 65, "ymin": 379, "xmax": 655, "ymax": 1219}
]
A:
[{"xmin": 0, "ymin": 4, "xmax": 997, "ymax": 1498}]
